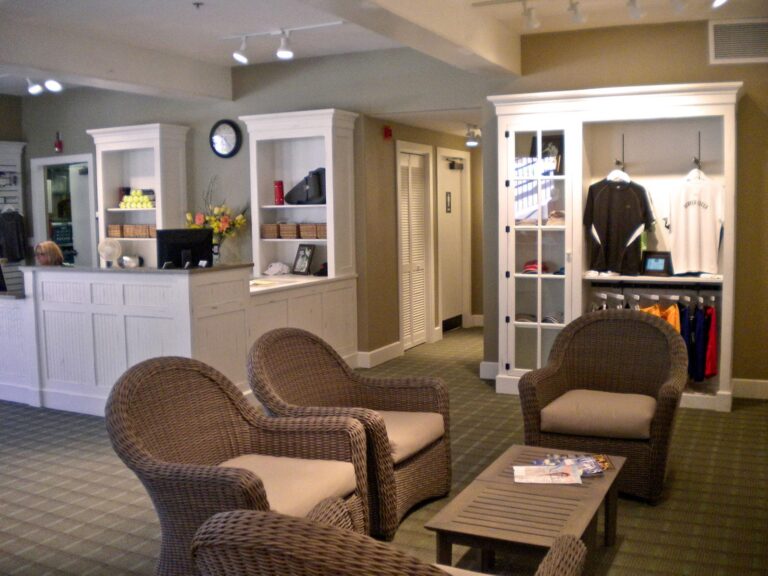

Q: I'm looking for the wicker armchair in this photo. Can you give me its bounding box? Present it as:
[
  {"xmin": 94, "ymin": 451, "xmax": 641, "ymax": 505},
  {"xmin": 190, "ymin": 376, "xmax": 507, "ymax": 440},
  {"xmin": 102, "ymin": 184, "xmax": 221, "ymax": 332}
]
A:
[
  {"xmin": 192, "ymin": 510, "xmax": 587, "ymax": 576},
  {"xmin": 247, "ymin": 327, "xmax": 451, "ymax": 540},
  {"xmin": 105, "ymin": 357, "xmax": 369, "ymax": 576},
  {"xmin": 519, "ymin": 309, "xmax": 689, "ymax": 502}
]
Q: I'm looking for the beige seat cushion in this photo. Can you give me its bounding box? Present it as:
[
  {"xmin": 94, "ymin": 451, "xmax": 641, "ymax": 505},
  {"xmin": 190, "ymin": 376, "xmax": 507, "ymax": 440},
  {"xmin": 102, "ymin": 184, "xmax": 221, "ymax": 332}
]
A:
[
  {"xmin": 378, "ymin": 411, "xmax": 445, "ymax": 464},
  {"xmin": 437, "ymin": 565, "xmax": 485, "ymax": 575},
  {"xmin": 219, "ymin": 454, "xmax": 356, "ymax": 517},
  {"xmin": 540, "ymin": 389, "xmax": 657, "ymax": 440}
]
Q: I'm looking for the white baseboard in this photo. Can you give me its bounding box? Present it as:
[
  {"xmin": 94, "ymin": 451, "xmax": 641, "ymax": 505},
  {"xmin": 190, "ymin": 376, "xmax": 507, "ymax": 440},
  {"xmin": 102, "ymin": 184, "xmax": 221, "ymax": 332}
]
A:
[
  {"xmin": 495, "ymin": 374, "xmax": 520, "ymax": 395},
  {"xmin": 479, "ymin": 361, "xmax": 497, "ymax": 381},
  {"xmin": 732, "ymin": 378, "xmax": 768, "ymax": 400},
  {"xmin": 0, "ymin": 381, "xmax": 42, "ymax": 407},
  {"xmin": 356, "ymin": 340, "xmax": 404, "ymax": 369},
  {"xmin": 41, "ymin": 389, "xmax": 108, "ymax": 417},
  {"xmin": 463, "ymin": 314, "xmax": 484, "ymax": 328}
]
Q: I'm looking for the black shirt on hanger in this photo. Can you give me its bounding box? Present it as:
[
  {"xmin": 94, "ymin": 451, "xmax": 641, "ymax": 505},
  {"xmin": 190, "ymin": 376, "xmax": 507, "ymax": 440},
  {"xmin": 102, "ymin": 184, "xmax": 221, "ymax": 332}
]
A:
[{"xmin": 583, "ymin": 179, "xmax": 653, "ymax": 275}]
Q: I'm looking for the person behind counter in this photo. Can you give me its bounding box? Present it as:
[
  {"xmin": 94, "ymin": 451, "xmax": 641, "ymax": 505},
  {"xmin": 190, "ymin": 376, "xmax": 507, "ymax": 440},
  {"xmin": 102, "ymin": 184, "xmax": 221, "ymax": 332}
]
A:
[{"xmin": 35, "ymin": 241, "xmax": 64, "ymax": 266}]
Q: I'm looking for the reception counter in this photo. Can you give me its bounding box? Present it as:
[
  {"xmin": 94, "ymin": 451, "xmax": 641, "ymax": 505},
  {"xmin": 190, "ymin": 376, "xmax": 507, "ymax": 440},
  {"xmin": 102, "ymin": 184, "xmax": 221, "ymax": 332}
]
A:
[{"xmin": 0, "ymin": 264, "xmax": 357, "ymax": 415}]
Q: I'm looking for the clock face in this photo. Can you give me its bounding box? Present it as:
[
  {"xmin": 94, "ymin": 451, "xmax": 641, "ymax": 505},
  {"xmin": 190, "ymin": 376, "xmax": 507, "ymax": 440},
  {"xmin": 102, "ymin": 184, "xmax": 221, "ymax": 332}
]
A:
[{"xmin": 210, "ymin": 120, "xmax": 242, "ymax": 158}]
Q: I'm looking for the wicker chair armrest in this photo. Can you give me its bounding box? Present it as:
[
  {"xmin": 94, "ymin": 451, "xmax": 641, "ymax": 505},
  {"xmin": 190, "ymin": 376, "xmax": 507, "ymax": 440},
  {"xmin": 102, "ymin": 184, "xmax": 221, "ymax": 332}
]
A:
[
  {"xmin": 353, "ymin": 375, "xmax": 450, "ymax": 416},
  {"xmin": 534, "ymin": 534, "xmax": 587, "ymax": 576},
  {"xmin": 143, "ymin": 461, "xmax": 271, "ymax": 511},
  {"xmin": 650, "ymin": 370, "xmax": 686, "ymax": 440}
]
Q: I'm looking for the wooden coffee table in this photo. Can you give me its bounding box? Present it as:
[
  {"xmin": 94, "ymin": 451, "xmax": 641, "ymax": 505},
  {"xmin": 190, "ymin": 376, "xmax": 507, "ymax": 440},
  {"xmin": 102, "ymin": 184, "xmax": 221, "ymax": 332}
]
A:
[{"xmin": 425, "ymin": 444, "xmax": 625, "ymax": 570}]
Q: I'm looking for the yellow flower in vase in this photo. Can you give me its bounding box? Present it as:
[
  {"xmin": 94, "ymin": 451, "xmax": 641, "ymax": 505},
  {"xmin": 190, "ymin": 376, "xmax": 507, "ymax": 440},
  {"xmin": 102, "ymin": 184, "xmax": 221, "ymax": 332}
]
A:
[{"xmin": 186, "ymin": 176, "xmax": 249, "ymax": 265}]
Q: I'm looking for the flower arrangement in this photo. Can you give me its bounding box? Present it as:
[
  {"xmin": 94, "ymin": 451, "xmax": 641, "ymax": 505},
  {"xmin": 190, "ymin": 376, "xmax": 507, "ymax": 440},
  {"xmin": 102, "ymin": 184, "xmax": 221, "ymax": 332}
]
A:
[{"xmin": 185, "ymin": 176, "xmax": 248, "ymax": 242}]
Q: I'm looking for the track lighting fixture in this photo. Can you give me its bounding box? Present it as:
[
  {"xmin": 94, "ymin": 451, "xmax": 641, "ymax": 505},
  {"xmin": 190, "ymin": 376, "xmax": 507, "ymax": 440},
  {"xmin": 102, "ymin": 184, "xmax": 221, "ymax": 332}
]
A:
[
  {"xmin": 276, "ymin": 31, "xmax": 294, "ymax": 60},
  {"xmin": 465, "ymin": 125, "xmax": 481, "ymax": 148},
  {"xmin": 232, "ymin": 36, "xmax": 249, "ymax": 65},
  {"xmin": 522, "ymin": 0, "xmax": 540, "ymax": 30},
  {"xmin": 568, "ymin": 0, "xmax": 586, "ymax": 24},
  {"xmin": 627, "ymin": 0, "xmax": 645, "ymax": 20},
  {"xmin": 26, "ymin": 77, "xmax": 63, "ymax": 95},
  {"xmin": 26, "ymin": 78, "xmax": 43, "ymax": 95},
  {"xmin": 712, "ymin": 0, "xmax": 728, "ymax": 7},
  {"xmin": 44, "ymin": 79, "xmax": 62, "ymax": 92},
  {"xmin": 225, "ymin": 20, "xmax": 342, "ymax": 64}
]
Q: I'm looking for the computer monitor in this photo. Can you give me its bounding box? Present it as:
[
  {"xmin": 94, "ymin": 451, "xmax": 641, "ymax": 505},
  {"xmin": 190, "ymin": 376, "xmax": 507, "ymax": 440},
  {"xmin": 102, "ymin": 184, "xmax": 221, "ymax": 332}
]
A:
[{"xmin": 156, "ymin": 228, "xmax": 213, "ymax": 269}]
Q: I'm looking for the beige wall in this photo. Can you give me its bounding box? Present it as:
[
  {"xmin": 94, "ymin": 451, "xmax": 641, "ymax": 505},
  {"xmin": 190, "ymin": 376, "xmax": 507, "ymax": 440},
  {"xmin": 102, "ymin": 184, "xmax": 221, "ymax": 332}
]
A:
[
  {"xmin": 356, "ymin": 116, "xmax": 483, "ymax": 351},
  {"xmin": 0, "ymin": 95, "xmax": 22, "ymax": 140},
  {"xmin": 481, "ymin": 21, "xmax": 768, "ymax": 380}
]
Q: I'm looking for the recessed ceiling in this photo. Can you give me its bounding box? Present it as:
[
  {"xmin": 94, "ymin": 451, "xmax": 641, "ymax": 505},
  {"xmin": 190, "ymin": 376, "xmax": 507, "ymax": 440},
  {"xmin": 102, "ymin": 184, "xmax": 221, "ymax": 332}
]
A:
[{"xmin": 1, "ymin": 0, "xmax": 766, "ymax": 135}]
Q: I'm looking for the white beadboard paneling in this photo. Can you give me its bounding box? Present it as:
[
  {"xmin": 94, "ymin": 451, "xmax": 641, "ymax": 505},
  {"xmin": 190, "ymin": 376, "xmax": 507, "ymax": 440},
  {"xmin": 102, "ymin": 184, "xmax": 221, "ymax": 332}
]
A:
[
  {"xmin": 247, "ymin": 299, "xmax": 289, "ymax": 345},
  {"xmin": 193, "ymin": 279, "xmax": 245, "ymax": 307},
  {"xmin": 194, "ymin": 310, "xmax": 247, "ymax": 385},
  {"xmin": 125, "ymin": 315, "xmax": 177, "ymax": 364},
  {"xmin": 93, "ymin": 313, "xmax": 127, "ymax": 388},
  {"xmin": 0, "ymin": 305, "xmax": 25, "ymax": 378},
  {"xmin": 288, "ymin": 293, "xmax": 323, "ymax": 337},
  {"xmin": 124, "ymin": 284, "xmax": 173, "ymax": 307},
  {"xmin": 43, "ymin": 310, "xmax": 93, "ymax": 384},
  {"xmin": 92, "ymin": 283, "xmax": 124, "ymax": 306},
  {"xmin": 323, "ymin": 284, "xmax": 356, "ymax": 355},
  {"xmin": 42, "ymin": 281, "xmax": 90, "ymax": 304}
]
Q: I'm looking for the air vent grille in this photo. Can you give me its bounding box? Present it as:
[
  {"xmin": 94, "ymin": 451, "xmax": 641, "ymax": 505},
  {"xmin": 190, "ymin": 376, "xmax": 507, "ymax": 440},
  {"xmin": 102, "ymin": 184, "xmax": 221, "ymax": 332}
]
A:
[{"xmin": 709, "ymin": 19, "xmax": 768, "ymax": 64}]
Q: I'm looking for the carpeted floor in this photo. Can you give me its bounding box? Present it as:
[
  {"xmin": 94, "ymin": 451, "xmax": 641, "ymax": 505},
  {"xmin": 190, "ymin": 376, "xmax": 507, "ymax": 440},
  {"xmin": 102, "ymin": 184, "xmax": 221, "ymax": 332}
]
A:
[{"xmin": 1, "ymin": 327, "xmax": 767, "ymax": 575}]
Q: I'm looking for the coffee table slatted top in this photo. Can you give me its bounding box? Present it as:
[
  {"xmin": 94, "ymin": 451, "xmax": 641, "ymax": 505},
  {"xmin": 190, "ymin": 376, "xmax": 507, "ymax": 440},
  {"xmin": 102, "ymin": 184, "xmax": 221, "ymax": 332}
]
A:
[{"xmin": 426, "ymin": 445, "xmax": 625, "ymax": 550}]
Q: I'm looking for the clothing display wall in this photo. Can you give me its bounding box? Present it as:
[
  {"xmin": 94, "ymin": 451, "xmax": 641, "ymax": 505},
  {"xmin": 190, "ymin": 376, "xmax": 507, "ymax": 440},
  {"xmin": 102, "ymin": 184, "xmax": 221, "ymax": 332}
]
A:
[{"xmin": 491, "ymin": 82, "xmax": 740, "ymax": 411}]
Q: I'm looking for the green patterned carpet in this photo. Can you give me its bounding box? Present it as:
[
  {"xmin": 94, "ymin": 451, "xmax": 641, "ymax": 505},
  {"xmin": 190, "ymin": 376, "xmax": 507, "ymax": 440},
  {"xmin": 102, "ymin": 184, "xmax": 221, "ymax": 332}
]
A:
[{"xmin": 1, "ymin": 327, "xmax": 766, "ymax": 575}]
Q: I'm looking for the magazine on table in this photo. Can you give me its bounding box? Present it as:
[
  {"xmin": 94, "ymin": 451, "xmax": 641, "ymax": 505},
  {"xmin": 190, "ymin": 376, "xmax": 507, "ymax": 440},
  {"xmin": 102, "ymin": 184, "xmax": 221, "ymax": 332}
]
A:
[
  {"xmin": 513, "ymin": 464, "xmax": 582, "ymax": 484},
  {"xmin": 531, "ymin": 454, "xmax": 613, "ymax": 477}
]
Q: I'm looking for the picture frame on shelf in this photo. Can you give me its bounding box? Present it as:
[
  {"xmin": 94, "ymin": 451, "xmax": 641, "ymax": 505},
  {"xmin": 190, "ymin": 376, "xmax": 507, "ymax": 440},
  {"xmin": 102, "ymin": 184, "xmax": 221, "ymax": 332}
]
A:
[
  {"xmin": 292, "ymin": 244, "xmax": 315, "ymax": 275},
  {"xmin": 642, "ymin": 251, "xmax": 673, "ymax": 277}
]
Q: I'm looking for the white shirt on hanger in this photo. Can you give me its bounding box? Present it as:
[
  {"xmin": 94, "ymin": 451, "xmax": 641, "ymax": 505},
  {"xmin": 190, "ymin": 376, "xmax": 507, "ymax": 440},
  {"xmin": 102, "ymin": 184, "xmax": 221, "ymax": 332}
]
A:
[{"xmin": 668, "ymin": 172, "xmax": 723, "ymax": 275}]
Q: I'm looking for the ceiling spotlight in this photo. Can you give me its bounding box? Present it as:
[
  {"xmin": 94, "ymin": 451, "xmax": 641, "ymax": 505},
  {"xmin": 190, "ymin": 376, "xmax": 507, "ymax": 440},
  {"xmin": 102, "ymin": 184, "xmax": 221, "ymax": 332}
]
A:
[
  {"xmin": 44, "ymin": 79, "xmax": 62, "ymax": 92},
  {"xmin": 465, "ymin": 125, "xmax": 481, "ymax": 148},
  {"xmin": 232, "ymin": 36, "xmax": 249, "ymax": 64},
  {"xmin": 522, "ymin": 1, "xmax": 540, "ymax": 30},
  {"xmin": 626, "ymin": 0, "xmax": 645, "ymax": 20},
  {"xmin": 712, "ymin": 0, "xmax": 728, "ymax": 7},
  {"xmin": 26, "ymin": 78, "xmax": 44, "ymax": 95},
  {"xmin": 276, "ymin": 31, "xmax": 294, "ymax": 60},
  {"xmin": 568, "ymin": 0, "xmax": 586, "ymax": 24}
]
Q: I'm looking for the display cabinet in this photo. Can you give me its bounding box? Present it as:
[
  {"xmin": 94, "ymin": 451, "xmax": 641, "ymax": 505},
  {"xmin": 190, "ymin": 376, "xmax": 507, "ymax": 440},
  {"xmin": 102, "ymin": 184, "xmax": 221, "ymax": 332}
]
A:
[
  {"xmin": 491, "ymin": 83, "xmax": 741, "ymax": 411},
  {"xmin": 239, "ymin": 109, "xmax": 357, "ymax": 279},
  {"xmin": 500, "ymin": 127, "xmax": 572, "ymax": 376},
  {"xmin": 88, "ymin": 124, "xmax": 189, "ymax": 268}
]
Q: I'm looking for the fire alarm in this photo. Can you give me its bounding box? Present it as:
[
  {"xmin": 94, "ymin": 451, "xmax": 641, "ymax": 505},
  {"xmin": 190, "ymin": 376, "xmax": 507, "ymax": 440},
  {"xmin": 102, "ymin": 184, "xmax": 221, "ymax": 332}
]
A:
[{"xmin": 383, "ymin": 125, "xmax": 393, "ymax": 140}]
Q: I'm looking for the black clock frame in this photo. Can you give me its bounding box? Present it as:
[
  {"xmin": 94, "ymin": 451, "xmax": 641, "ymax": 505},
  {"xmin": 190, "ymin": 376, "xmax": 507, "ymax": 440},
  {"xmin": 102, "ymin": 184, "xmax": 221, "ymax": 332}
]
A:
[{"xmin": 209, "ymin": 119, "xmax": 242, "ymax": 159}]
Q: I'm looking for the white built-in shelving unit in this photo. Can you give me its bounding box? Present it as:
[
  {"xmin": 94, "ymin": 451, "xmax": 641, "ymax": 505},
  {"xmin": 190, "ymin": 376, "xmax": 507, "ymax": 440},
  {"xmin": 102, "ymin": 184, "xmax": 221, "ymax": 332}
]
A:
[
  {"xmin": 88, "ymin": 124, "xmax": 189, "ymax": 268},
  {"xmin": 491, "ymin": 82, "xmax": 742, "ymax": 411},
  {"xmin": 239, "ymin": 109, "xmax": 357, "ymax": 279}
]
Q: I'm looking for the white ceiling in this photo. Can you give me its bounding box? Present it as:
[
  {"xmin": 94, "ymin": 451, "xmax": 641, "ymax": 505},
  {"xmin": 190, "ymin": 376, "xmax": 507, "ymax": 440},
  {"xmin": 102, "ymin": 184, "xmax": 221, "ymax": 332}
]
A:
[{"xmin": 0, "ymin": 0, "xmax": 766, "ymax": 134}]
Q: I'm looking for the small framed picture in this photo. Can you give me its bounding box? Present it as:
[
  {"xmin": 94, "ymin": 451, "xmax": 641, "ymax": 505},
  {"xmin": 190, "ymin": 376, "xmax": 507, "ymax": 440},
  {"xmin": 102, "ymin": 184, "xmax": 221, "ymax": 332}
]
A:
[
  {"xmin": 642, "ymin": 251, "xmax": 673, "ymax": 277},
  {"xmin": 292, "ymin": 244, "xmax": 315, "ymax": 275}
]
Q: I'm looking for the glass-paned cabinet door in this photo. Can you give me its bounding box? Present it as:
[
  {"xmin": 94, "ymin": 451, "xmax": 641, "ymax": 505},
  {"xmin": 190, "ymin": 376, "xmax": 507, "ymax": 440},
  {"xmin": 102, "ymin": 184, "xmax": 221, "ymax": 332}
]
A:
[{"xmin": 503, "ymin": 126, "xmax": 570, "ymax": 374}]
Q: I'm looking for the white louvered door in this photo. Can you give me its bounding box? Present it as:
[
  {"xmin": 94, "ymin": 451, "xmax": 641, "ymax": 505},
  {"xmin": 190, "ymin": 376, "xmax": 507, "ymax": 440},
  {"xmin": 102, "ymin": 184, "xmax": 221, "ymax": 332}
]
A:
[{"xmin": 399, "ymin": 151, "xmax": 427, "ymax": 349}]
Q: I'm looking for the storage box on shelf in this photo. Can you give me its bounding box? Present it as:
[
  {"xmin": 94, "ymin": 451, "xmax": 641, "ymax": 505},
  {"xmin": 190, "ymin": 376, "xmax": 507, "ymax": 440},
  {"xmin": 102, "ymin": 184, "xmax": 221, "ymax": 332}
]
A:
[
  {"xmin": 240, "ymin": 109, "xmax": 357, "ymax": 279},
  {"xmin": 88, "ymin": 124, "xmax": 189, "ymax": 268}
]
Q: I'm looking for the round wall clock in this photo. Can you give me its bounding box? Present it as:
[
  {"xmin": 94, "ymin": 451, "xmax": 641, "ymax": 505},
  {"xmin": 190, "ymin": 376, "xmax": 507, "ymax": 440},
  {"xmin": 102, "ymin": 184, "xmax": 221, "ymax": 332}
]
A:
[{"xmin": 209, "ymin": 119, "xmax": 242, "ymax": 158}]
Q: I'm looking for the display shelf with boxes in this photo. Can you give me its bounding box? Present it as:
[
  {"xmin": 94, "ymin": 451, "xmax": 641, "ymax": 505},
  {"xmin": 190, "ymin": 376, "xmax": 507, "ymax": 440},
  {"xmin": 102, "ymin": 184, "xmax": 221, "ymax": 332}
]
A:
[
  {"xmin": 240, "ymin": 109, "xmax": 357, "ymax": 279},
  {"xmin": 88, "ymin": 124, "xmax": 188, "ymax": 268}
]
